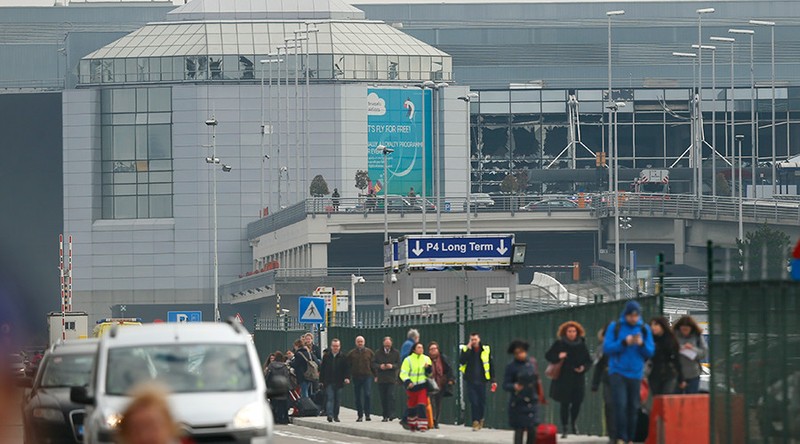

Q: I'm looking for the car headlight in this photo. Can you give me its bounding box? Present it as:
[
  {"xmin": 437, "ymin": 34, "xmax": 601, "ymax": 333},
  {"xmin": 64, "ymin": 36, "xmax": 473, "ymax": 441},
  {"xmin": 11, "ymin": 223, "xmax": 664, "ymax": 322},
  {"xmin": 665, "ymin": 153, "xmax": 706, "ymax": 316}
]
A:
[
  {"xmin": 233, "ymin": 402, "xmax": 266, "ymax": 429},
  {"xmin": 105, "ymin": 412, "xmax": 123, "ymax": 429},
  {"xmin": 32, "ymin": 407, "xmax": 64, "ymax": 422}
]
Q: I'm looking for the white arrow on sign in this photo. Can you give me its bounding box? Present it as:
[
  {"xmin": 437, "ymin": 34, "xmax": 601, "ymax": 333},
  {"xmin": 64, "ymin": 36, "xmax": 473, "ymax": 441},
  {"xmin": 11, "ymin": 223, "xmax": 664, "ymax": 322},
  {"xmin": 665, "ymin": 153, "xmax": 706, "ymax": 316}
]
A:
[
  {"xmin": 412, "ymin": 240, "xmax": 424, "ymax": 256},
  {"xmin": 497, "ymin": 239, "xmax": 508, "ymax": 255}
]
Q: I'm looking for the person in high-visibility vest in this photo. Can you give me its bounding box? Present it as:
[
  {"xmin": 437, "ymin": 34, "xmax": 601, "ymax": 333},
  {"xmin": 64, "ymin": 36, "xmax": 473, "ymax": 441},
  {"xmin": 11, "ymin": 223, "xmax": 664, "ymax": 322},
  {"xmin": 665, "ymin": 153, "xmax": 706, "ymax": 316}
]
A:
[
  {"xmin": 399, "ymin": 342, "xmax": 432, "ymax": 432},
  {"xmin": 459, "ymin": 332, "xmax": 496, "ymax": 431}
]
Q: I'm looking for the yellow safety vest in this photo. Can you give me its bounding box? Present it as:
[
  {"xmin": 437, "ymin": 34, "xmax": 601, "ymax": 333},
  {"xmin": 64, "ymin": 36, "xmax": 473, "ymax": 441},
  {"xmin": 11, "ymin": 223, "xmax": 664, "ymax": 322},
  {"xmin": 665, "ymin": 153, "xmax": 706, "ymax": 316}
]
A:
[
  {"xmin": 459, "ymin": 345, "xmax": 491, "ymax": 381},
  {"xmin": 399, "ymin": 353, "xmax": 432, "ymax": 385}
]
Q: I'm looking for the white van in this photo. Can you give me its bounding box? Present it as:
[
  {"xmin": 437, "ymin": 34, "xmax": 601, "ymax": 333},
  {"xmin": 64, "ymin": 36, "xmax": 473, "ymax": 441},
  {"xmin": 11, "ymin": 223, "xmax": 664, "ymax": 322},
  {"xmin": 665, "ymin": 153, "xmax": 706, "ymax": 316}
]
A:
[{"xmin": 71, "ymin": 321, "xmax": 274, "ymax": 444}]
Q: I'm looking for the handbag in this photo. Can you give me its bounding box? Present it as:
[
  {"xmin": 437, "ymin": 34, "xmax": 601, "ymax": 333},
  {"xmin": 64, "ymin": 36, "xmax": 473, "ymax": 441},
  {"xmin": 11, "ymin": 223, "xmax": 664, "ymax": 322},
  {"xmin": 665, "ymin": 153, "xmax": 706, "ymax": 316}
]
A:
[
  {"xmin": 545, "ymin": 359, "xmax": 564, "ymax": 380},
  {"xmin": 427, "ymin": 378, "xmax": 440, "ymax": 395},
  {"xmin": 301, "ymin": 350, "xmax": 320, "ymax": 382}
]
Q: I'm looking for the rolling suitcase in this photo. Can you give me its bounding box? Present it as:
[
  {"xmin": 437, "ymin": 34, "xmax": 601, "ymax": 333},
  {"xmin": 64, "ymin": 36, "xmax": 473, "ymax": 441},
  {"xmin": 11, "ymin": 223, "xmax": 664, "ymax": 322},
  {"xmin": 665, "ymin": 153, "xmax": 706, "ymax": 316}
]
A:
[
  {"xmin": 536, "ymin": 423, "xmax": 557, "ymax": 444},
  {"xmin": 294, "ymin": 397, "xmax": 320, "ymax": 417}
]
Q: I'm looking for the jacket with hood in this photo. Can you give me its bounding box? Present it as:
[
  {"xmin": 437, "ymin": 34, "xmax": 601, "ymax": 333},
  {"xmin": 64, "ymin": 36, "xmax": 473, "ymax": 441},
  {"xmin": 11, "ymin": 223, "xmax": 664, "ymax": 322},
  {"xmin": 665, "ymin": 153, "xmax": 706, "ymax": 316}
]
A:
[{"xmin": 603, "ymin": 300, "xmax": 655, "ymax": 380}]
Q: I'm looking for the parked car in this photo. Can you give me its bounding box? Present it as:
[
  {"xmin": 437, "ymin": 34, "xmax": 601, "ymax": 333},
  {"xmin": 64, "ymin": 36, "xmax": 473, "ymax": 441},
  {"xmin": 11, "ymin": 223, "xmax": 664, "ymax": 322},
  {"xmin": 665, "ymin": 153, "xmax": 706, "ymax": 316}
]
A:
[
  {"xmin": 469, "ymin": 193, "xmax": 496, "ymax": 208},
  {"xmin": 8, "ymin": 353, "xmax": 27, "ymax": 384},
  {"xmin": 72, "ymin": 320, "xmax": 276, "ymax": 444},
  {"xmin": 519, "ymin": 199, "xmax": 579, "ymax": 211},
  {"xmin": 21, "ymin": 339, "xmax": 99, "ymax": 444}
]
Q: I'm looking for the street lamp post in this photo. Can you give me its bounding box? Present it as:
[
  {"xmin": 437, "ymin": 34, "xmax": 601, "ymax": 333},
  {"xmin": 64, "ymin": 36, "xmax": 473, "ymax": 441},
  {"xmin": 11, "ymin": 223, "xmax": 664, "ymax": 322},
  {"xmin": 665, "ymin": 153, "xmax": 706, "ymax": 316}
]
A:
[
  {"xmin": 736, "ymin": 134, "xmax": 745, "ymax": 239},
  {"xmin": 694, "ymin": 44, "xmax": 718, "ymax": 196},
  {"xmin": 750, "ymin": 20, "xmax": 777, "ymax": 194},
  {"xmin": 417, "ymin": 81, "xmax": 436, "ymax": 235},
  {"xmin": 380, "ymin": 144, "xmax": 394, "ymax": 242},
  {"xmin": 205, "ymin": 116, "xmax": 232, "ymax": 322},
  {"xmin": 711, "ymin": 37, "xmax": 736, "ymax": 200},
  {"xmin": 673, "ymin": 51, "xmax": 698, "ymax": 194},
  {"xmin": 299, "ymin": 25, "xmax": 319, "ymax": 206},
  {"xmin": 458, "ymin": 93, "xmax": 479, "ymax": 234},
  {"xmin": 696, "ymin": 8, "xmax": 715, "ymax": 200},
  {"xmin": 729, "ymin": 28, "xmax": 755, "ymax": 197},
  {"xmin": 607, "ymin": 101, "xmax": 626, "ymax": 298},
  {"xmin": 606, "ymin": 10, "xmax": 625, "ymax": 195},
  {"xmin": 350, "ymin": 274, "xmax": 365, "ymax": 327},
  {"xmin": 285, "ymin": 37, "xmax": 307, "ymax": 203},
  {"xmin": 434, "ymin": 82, "xmax": 449, "ymax": 235},
  {"xmin": 260, "ymin": 57, "xmax": 282, "ymax": 217},
  {"xmin": 619, "ymin": 216, "xmax": 632, "ymax": 281}
]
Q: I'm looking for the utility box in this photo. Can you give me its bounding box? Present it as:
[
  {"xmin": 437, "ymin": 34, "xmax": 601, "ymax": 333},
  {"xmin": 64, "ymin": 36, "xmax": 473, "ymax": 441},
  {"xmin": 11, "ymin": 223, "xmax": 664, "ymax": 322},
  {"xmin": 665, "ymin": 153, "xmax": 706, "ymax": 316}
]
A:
[{"xmin": 47, "ymin": 311, "xmax": 89, "ymax": 346}]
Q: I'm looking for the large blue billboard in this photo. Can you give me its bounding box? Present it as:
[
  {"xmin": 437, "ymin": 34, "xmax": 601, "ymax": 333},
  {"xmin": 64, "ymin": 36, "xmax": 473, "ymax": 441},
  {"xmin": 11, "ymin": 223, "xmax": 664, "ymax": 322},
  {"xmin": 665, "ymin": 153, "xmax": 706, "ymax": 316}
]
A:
[{"xmin": 367, "ymin": 88, "xmax": 432, "ymax": 197}]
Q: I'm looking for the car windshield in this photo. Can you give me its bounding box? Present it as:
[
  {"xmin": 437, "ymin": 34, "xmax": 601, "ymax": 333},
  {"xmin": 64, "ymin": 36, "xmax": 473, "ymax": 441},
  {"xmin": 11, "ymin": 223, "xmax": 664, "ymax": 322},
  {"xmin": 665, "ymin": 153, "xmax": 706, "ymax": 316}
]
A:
[
  {"xmin": 105, "ymin": 344, "xmax": 254, "ymax": 396},
  {"xmin": 40, "ymin": 353, "xmax": 94, "ymax": 388}
]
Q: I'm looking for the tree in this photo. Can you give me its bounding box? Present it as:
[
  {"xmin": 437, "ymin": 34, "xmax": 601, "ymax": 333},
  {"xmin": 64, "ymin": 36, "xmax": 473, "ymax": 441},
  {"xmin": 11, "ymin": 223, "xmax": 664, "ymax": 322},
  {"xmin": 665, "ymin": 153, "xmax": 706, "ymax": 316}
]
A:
[
  {"xmin": 736, "ymin": 224, "xmax": 790, "ymax": 280},
  {"xmin": 514, "ymin": 169, "xmax": 529, "ymax": 195},
  {"xmin": 355, "ymin": 170, "xmax": 370, "ymax": 194},
  {"xmin": 309, "ymin": 174, "xmax": 330, "ymax": 197},
  {"xmin": 715, "ymin": 172, "xmax": 732, "ymax": 197},
  {"xmin": 500, "ymin": 173, "xmax": 518, "ymax": 195}
]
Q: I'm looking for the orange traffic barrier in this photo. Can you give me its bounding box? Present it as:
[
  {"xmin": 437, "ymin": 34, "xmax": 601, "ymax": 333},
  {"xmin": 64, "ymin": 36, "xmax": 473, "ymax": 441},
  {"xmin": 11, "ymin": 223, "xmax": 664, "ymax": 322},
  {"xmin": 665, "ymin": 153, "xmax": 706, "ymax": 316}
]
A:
[{"xmin": 646, "ymin": 394, "xmax": 709, "ymax": 444}]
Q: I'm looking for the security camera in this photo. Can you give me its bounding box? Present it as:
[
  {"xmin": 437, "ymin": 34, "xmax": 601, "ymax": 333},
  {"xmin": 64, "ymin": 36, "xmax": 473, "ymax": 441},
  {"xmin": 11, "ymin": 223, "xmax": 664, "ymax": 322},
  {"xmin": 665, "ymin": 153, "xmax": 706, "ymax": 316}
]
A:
[
  {"xmin": 390, "ymin": 274, "xmax": 398, "ymax": 283},
  {"xmin": 264, "ymin": 154, "xmax": 271, "ymax": 159},
  {"xmin": 222, "ymin": 165, "xmax": 233, "ymax": 172},
  {"xmin": 205, "ymin": 118, "xmax": 218, "ymax": 126}
]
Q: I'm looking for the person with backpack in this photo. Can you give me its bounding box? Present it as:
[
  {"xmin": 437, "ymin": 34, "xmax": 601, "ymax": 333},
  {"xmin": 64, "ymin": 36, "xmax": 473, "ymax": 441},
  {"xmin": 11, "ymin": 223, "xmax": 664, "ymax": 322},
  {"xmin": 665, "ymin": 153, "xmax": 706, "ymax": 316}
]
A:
[
  {"xmin": 648, "ymin": 317, "xmax": 683, "ymax": 396},
  {"xmin": 502, "ymin": 339, "xmax": 540, "ymax": 444},
  {"xmin": 346, "ymin": 336, "xmax": 376, "ymax": 422},
  {"xmin": 265, "ymin": 351, "xmax": 291, "ymax": 425},
  {"xmin": 320, "ymin": 339, "xmax": 350, "ymax": 423},
  {"xmin": 591, "ymin": 324, "xmax": 616, "ymax": 443},
  {"xmin": 292, "ymin": 339, "xmax": 319, "ymax": 399},
  {"xmin": 673, "ymin": 315, "xmax": 708, "ymax": 394},
  {"xmin": 545, "ymin": 321, "xmax": 592, "ymax": 439},
  {"xmin": 603, "ymin": 300, "xmax": 655, "ymax": 444}
]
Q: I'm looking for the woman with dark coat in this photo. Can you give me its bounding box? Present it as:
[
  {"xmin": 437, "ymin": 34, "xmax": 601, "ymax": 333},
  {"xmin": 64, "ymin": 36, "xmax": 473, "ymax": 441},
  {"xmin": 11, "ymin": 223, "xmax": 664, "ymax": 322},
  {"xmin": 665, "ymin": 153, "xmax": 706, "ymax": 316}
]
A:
[
  {"xmin": 545, "ymin": 320, "xmax": 592, "ymax": 439},
  {"xmin": 648, "ymin": 317, "xmax": 684, "ymax": 396},
  {"xmin": 503, "ymin": 339, "xmax": 540, "ymax": 444}
]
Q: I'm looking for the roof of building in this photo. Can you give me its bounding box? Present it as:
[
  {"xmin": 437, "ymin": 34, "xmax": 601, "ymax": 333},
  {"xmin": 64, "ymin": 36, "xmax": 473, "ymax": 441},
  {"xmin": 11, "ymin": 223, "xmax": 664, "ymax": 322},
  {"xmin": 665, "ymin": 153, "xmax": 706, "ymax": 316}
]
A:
[{"xmin": 168, "ymin": 0, "xmax": 365, "ymax": 21}]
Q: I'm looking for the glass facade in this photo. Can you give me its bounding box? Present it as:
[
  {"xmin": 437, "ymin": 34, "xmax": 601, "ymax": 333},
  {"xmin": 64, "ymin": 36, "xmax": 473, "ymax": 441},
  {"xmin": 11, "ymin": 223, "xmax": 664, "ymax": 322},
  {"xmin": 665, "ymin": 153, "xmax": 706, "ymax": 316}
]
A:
[
  {"xmin": 78, "ymin": 21, "xmax": 452, "ymax": 85},
  {"xmin": 471, "ymin": 87, "xmax": 800, "ymax": 194},
  {"xmin": 101, "ymin": 87, "xmax": 173, "ymax": 219}
]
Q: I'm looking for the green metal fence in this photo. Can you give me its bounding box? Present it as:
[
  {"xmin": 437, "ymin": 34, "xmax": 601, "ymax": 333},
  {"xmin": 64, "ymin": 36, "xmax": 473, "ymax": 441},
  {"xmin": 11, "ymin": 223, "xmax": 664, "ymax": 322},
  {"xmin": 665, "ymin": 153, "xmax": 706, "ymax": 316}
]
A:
[
  {"xmin": 464, "ymin": 296, "xmax": 661, "ymax": 435},
  {"xmin": 326, "ymin": 296, "xmax": 661, "ymax": 434},
  {"xmin": 709, "ymin": 282, "xmax": 800, "ymax": 444}
]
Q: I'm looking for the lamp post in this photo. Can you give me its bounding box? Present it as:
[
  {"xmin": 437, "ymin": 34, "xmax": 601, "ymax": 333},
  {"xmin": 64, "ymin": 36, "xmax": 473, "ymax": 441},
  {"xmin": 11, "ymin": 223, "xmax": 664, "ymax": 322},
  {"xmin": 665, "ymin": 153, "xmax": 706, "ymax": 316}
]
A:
[
  {"xmin": 379, "ymin": 144, "xmax": 394, "ymax": 242},
  {"xmin": 736, "ymin": 134, "xmax": 744, "ymax": 239},
  {"xmin": 606, "ymin": 101, "xmax": 626, "ymax": 299},
  {"xmin": 285, "ymin": 37, "xmax": 307, "ymax": 203},
  {"xmin": 298, "ymin": 25, "xmax": 320, "ymax": 206},
  {"xmin": 205, "ymin": 116, "xmax": 232, "ymax": 322},
  {"xmin": 417, "ymin": 80, "xmax": 436, "ymax": 235},
  {"xmin": 457, "ymin": 93, "xmax": 479, "ymax": 234},
  {"xmin": 619, "ymin": 216, "xmax": 632, "ymax": 281},
  {"xmin": 729, "ymin": 28, "xmax": 755, "ymax": 197},
  {"xmin": 606, "ymin": 10, "xmax": 625, "ymax": 195},
  {"xmin": 711, "ymin": 37, "xmax": 736, "ymax": 201},
  {"xmin": 750, "ymin": 20, "xmax": 777, "ymax": 194},
  {"xmin": 434, "ymin": 82, "xmax": 449, "ymax": 235},
  {"xmin": 694, "ymin": 44, "xmax": 717, "ymax": 196},
  {"xmin": 350, "ymin": 274, "xmax": 365, "ymax": 327},
  {"xmin": 696, "ymin": 8, "xmax": 715, "ymax": 200},
  {"xmin": 260, "ymin": 57, "xmax": 282, "ymax": 217},
  {"xmin": 673, "ymin": 51, "xmax": 698, "ymax": 194}
]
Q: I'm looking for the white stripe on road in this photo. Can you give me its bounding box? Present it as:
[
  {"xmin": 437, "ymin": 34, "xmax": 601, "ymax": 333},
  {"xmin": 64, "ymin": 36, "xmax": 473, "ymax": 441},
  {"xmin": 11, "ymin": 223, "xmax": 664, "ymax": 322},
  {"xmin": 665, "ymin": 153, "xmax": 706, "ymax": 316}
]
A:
[{"xmin": 274, "ymin": 430, "xmax": 364, "ymax": 444}]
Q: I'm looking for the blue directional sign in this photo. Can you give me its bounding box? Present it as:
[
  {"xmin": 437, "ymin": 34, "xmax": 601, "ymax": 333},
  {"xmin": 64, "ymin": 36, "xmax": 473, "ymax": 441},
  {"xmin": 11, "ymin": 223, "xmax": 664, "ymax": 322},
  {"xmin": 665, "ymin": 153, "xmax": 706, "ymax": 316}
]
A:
[
  {"xmin": 167, "ymin": 311, "xmax": 202, "ymax": 323},
  {"xmin": 298, "ymin": 297, "xmax": 326, "ymax": 324},
  {"xmin": 405, "ymin": 234, "xmax": 514, "ymax": 267}
]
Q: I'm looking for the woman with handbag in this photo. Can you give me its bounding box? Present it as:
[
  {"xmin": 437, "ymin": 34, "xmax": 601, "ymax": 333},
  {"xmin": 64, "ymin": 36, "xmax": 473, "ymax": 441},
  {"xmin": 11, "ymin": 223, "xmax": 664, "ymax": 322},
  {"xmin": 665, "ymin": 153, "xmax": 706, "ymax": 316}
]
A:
[
  {"xmin": 545, "ymin": 321, "xmax": 592, "ymax": 439},
  {"xmin": 673, "ymin": 315, "xmax": 708, "ymax": 394},
  {"xmin": 503, "ymin": 339, "xmax": 541, "ymax": 444},
  {"xmin": 427, "ymin": 341, "xmax": 455, "ymax": 429},
  {"xmin": 399, "ymin": 342, "xmax": 433, "ymax": 432}
]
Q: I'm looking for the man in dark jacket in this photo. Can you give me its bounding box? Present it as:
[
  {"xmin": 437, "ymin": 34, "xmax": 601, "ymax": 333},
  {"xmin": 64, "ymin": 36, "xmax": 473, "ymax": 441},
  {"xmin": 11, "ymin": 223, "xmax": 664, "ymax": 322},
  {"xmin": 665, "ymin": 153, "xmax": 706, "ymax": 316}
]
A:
[
  {"xmin": 372, "ymin": 336, "xmax": 400, "ymax": 422},
  {"xmin": 346, "ymin": 336, "xmax": 376, "ymax": 421},
  {"xmin": 320, "ymin": 339, "xmax": 349, "ymax": 422},
  {"xmin": 459, "ymin": 332, "xmax": 496, "ymax": 431}
]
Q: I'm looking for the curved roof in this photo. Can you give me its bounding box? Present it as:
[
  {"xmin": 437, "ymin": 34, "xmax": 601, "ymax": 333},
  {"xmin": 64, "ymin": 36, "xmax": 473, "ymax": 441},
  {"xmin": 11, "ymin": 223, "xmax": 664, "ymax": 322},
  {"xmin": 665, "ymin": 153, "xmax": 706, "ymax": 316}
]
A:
[
  {"xmin": 168, "ymin": 0, "xmax": 365, "ymax": 21},
  {"xmin": 83, "ymin": 19, "xmax": 448, "ymax": 59}
]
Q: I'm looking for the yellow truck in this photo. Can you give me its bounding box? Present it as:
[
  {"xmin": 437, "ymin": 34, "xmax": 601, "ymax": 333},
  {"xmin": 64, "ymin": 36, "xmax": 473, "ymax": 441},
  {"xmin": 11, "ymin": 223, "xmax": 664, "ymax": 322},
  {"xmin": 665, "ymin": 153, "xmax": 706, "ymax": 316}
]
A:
[{"xmin": 92, "ymin": 317, "xmax": 143, "ymax": 337}]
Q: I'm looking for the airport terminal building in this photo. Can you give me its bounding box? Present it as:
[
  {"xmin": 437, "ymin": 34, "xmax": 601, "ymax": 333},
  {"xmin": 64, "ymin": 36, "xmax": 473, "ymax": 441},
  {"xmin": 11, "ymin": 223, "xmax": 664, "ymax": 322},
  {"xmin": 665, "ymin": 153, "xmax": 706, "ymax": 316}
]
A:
[{"xmin": 4, "ymin": 0, "xmax": 800, "ymax": 321}]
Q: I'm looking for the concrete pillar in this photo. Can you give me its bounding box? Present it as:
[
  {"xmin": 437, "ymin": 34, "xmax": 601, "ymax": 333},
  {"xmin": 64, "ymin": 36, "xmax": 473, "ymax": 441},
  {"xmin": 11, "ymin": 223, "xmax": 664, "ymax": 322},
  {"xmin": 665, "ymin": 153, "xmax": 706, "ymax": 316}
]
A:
[{"xmin": 674, "ymin": 219, "xmax": 686, "ymax": 265}]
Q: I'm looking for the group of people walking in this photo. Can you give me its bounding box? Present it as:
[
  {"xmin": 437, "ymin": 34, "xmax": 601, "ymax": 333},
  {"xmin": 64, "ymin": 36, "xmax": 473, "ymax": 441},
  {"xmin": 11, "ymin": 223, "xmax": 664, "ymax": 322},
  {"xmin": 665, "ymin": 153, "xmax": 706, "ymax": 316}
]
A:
[{"xmin": 263, "ymin": 301, "xmax": 707, "ymax": 444}]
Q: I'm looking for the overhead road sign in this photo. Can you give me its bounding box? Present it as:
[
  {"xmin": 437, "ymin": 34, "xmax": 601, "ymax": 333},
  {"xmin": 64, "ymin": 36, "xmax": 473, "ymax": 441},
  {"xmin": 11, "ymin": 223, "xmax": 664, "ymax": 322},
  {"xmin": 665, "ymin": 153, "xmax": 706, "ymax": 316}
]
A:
[
  {"xmin": 298, "ymin": 297, "xmax": 325, "ymax": 324},
  {"xmin": 167, "ymin": 311, "xmax": 202, "ymax": 323},
  {"xmin": 403, "ymin": 234, "xmax": 514, "ymax": 267}
]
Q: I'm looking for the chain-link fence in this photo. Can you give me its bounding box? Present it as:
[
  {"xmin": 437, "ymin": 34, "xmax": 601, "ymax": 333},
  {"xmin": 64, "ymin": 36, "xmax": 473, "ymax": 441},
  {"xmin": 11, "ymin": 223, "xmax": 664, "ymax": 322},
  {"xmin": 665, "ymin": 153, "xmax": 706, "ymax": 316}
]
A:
[{"xmin": 709, "ymin": 281, "xmax": 800, "ymax": 444}]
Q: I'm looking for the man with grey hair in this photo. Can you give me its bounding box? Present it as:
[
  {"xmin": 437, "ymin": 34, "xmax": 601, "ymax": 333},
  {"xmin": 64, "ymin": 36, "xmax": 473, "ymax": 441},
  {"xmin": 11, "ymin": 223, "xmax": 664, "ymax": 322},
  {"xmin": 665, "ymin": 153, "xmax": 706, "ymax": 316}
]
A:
[
  {"xmin": 346, "ymin": 336, "xmax": 375, "ymax": 421},
  {"xmin": 400, "ymin": 329, "xmax": 419, "ymax": 361},
  {"xmin": 372, "ymin": 336, "xmax": 400, "ymax": 421}
]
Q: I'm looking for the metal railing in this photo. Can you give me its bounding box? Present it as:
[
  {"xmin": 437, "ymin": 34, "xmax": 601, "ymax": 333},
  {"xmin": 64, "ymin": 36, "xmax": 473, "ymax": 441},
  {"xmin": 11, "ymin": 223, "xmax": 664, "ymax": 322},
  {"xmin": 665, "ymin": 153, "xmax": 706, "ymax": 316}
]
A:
[
  {"xmin": 273, "ymin": 267, "xmax": 385, "ymax": 279},
  {"xmin": 589, "ymin": 265, "xmax": 637, "ymax": 299}
]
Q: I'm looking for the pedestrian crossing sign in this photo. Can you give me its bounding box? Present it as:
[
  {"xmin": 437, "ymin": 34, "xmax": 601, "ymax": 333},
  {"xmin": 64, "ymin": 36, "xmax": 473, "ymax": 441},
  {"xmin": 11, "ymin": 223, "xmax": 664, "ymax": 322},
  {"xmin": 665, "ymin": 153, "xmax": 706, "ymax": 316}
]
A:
[{"xmin": 298, "ymin": 297, "xmax": 325, "ymax": 324}]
